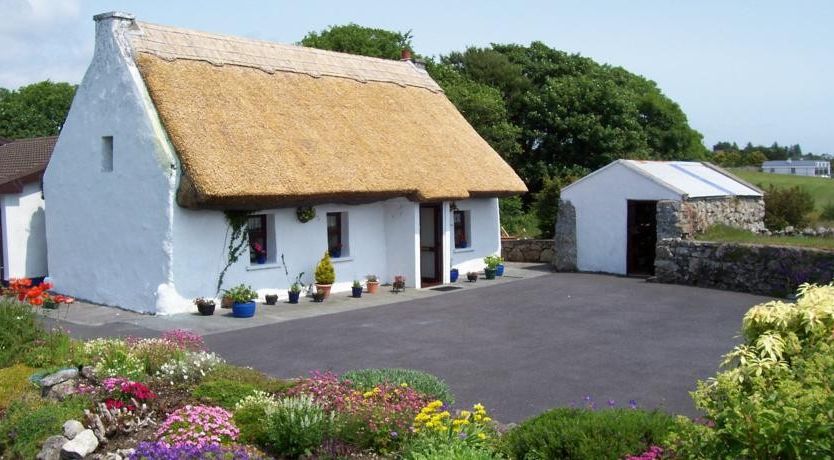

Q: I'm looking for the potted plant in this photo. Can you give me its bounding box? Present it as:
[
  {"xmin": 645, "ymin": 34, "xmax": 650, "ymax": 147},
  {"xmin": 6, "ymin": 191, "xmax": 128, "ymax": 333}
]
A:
[
  {"xmin": 252, "ymin": 242, "xmax": 267, "ymax": 265},
  {"xmin": 193, "ymin": 297, "xmax": 216, "ymax": 316},
  {"xmin": 314, "ymin": 251, "xmax": 335, "ymax": 299},
  {"xmin": 450, "ymin": 268, "xmax": 459, "ymax": 283},
  {"xmin": 467, "ymin": 271, "xmax": 479, "ymax": 282},
  {"xmin": 352, "ymin": 280, "xmax": 363, "ymax": 298},
  {"xmin": 393, "ymin": 275, "xmax": 406, "ymax": 293},
  {"xmin": 484, "ymin": 255, "xmax": 503, "ymax": 280},
  {"xmin": 265, "ymin": 293, "xmax": 278, "ymax": 305},
  {"xmin": 221, "ymin": 295, "xmax": 234, "ymax": 309},
  {"xmin": 311, "ymin": 289, "xmax": 326, "ymax": 303},
  {"xmin": 288, "ymin": 272, "xmax": 305, "ymax": 304},
  {"xmin": 366, "ymin": 275, "xmax": 380, "ymax": 294},
  {"xmin": 223, "ymin": 284, "xmax": 258, "ymax": 318},
  {"xmin": 329, "ymin": 244, "xmax": 342, "ymax": 259}
]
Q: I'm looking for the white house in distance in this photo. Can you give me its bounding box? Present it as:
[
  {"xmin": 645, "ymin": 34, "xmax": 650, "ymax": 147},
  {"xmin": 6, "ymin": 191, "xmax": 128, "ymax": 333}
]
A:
[
  {"xmin": 554, "ymin": 160, "xmax": 764, "ymax": 276},
  {"xmin": 761, "ymin": 159, "xmax": 830, "ymax": 177},
  {"xmin": 45, "ymin": 12, "xmax": 527, "ymax": 314},
  {"xmin": 0, "ymin": 136, "xmax": 56, "ymax": 283}
]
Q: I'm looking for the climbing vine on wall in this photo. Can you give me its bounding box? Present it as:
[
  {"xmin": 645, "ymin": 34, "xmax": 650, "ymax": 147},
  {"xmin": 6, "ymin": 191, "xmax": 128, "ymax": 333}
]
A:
[{"xmin": 217, "ymin": 210, "xmax": 250, "ymax": 294}]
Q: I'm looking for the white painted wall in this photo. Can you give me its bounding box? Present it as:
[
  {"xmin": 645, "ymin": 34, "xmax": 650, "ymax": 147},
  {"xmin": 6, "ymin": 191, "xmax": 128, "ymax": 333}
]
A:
[
  {"xmin": 562, "ymin": 163, "xmax": 681, "ymax": 274},
  {"xmin": 384, "ymin": 199, "xmax": 420, "ymax": 288},
  {"xmin": 1, "ymin": 182, "xmax": 48, "ymax": 280},
  {"xmin": 44, "ymin": 14, "xmax": 179, "ymax": 313},
  {"xmin": 449, "ymin": 198, "xmax": 501, "ymax": 276},
  {"xmin": 764, "ymin": 164, "xmax": 830, "ymax": 177}
]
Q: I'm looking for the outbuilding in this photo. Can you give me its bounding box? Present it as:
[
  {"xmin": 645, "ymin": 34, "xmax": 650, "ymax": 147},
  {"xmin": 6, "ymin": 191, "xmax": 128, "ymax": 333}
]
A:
[{"xmin": 554, "ymin": 160, "xmax": 764, "ymax": 276}]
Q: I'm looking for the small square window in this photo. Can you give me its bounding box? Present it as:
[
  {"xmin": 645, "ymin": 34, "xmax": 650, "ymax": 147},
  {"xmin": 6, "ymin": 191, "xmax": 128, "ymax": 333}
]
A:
[
  {"xmin": 327, "ymin": 212, "xmax": 349, "ymax": 258},
  {"xmin": 248, "ymin": 214, "xmax": 269, "ymax": 264},
  {"xmin": 454, "ymin": 210, "xmax": 471, "ymax": 249},
  {"xmin": 101, "ymin": 136, "xmax": 113, "ymax": 172}
]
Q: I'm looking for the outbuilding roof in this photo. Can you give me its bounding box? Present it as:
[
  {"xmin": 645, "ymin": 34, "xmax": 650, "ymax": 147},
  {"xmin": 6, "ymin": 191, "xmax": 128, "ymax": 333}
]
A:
[
  {"xmin": 563, "ymin": 160, "xmax": 763, "ymax": 198},
  {"xmin": 117, "ymin": 16, "xmax": 527, "ymax": 209},
  {"xmin": 0, "ymin": 136, "xmax": 57, "ymax": 193}
]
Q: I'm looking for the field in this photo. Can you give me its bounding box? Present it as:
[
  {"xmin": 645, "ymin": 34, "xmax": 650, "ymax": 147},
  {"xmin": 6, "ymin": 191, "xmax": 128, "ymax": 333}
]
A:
[
  {"xmin": 697, "ymin": 225, "xmax": 834, "ymax": 251},
  {"xmin": 729, "ymin": 168, "xmax": 834, "ymax": 212}
]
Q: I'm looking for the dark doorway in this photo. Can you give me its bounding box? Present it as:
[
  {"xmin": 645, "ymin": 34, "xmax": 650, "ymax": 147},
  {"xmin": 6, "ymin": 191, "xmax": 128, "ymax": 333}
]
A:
[
  {"xmin": 419, "ymin": 204, "xmax": 443, "ymax": 286},
  {"xmin": 627, "ymin": 200, "xmax": 657, "ymax": 276}
]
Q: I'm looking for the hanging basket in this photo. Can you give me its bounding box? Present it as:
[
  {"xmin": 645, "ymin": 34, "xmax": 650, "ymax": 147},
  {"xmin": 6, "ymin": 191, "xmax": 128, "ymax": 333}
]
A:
[{"xmin": 296, "ymin": 206, "xmax": 316, "ymax": 223}]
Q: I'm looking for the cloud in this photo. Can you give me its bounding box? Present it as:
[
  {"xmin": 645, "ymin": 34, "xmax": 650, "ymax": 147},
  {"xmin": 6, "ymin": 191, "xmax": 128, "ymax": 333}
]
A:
[{"xmin": 0, "ymin": 0, "xmax": 91, "ymax": 89}]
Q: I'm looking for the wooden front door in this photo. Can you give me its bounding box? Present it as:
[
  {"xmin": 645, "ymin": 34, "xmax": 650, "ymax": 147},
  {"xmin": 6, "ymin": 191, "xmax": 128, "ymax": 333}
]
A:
[
  {"xmin": 627, "ymin": 200, "xmax": 657, "ymax": 276},
  {"xmin": 419, "ymin": 204, "xmax": 442, "ymax": 285}
]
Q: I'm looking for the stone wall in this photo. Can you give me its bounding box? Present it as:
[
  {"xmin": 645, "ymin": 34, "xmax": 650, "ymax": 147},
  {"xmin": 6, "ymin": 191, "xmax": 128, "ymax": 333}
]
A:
[
  {"xmin": 657, "ymin": 196, "xmax": 765, "ymax": 240},
  {"xmin": 502, "ymin": 239, "xmax": 555, "ymax": 263},
  {"xmin": 655, "ymin": 239, "xmax": 834, "ymax": 297},
  {"xmin": 553, "ymin": 200, "xmax": 577, "ymax": 271}
]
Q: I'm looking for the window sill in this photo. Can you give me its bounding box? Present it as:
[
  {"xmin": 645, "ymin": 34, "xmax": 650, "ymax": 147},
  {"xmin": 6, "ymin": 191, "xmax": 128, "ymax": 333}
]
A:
[
  {"xmin": 246, "ymin": 263, "xmax": 282, "ymax": 271},
  {"xmin": 453, "ymin": 247, "xmax": 475, "ymax": 253},
  {"xmin": 331, "ymin": 256, "xmax": 354, "ymax": 263}
]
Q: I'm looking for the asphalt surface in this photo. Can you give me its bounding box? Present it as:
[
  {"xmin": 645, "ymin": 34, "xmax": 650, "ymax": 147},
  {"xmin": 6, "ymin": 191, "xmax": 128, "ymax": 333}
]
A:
[{"xmin": 64, "ymin": 273, "xmax": 770, "ymax": 423}]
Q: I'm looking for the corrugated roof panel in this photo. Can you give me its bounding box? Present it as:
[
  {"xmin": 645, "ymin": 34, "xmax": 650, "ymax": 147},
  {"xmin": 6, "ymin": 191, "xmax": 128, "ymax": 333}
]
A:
[{"xmin": 624, "ymin": 161, "xmax": 762, "ymax": 197}]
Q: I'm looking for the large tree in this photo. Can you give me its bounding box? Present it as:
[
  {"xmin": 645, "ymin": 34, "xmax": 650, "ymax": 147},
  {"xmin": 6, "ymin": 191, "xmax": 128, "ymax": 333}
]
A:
[
  {"xmin": 0, "ymin": 81, "xmax": 76, "ymax": 139},
  {"xmin": 300, "ymin": 24, "xmax": 413, "ymax": 60}
]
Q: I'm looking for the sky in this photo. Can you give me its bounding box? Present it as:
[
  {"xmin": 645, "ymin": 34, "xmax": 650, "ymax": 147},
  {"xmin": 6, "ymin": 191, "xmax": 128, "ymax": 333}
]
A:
[{"xmin": 1, "ymin": 0, "xmax": 833, "ymax": 154}]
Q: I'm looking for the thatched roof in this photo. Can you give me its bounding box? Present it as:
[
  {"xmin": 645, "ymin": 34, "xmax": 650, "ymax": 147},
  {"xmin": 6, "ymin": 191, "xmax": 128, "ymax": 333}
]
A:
[{"xmin": 126, "ymin": 20, "xmax": 527, "ymax": 209}]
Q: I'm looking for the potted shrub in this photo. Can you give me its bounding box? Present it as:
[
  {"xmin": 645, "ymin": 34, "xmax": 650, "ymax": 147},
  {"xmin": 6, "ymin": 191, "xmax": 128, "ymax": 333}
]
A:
[
  {"xmin": 352, "ymin": 280, "xmax": 363, "ymax": 298},
  {"xmin": 366, "ymin": 275, "xmax": 380, "ymax": 294},
  {"xmin": 265, "ymin": 293, "xmax": 278, "ymax": 305},
  {"xmin": 224, "ymin": 284, "xmax": 258, "ymax": 318},
  {"xmin": 393, "ymin": 275, "xmax": 406, "ymax": 293},
  {"xmin": 193, "ymin": 297, "xmax": 216, "ymax": 316},
  {"xmin": 287, "ymin": 272, "xmax": 305, "ymax": 304},
  {"xmin": 450, "ymin": 268, "xmax": 459, "ymax": 283},
  {"xmin": 314, "ymin": 251, "xmax": 335, "ymax": 299},
  {"xmin": 252, "ymin": 242, "xmax": 267, "ymax": 265},
  {"xmin": 311, "ymin": 290, "xmax": 326, "ymax": 303},
  {"xmin": 467, "ymin": 271, "xmax": 478, "ymax": 282},
  {"xmin": 484, "ymin": 255, "xmax": 503, "ymax": 280}
]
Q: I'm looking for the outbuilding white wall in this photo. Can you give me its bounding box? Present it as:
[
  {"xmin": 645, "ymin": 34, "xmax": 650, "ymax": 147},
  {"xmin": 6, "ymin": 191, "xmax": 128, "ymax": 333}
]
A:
[
  {"xmin": 450, "ymin": 198, "xmax": 501, "ymax": 276},
  {"xmin": 44, "ymin": 15, "xmax": 179, "ymax": 313},
  {"xmin": 1, "ymin": 182, "xmax": 48, "ymax": 280},
  {"xmin": 562, "ymin": 164, "xmax": 680, "ymax": 275}
]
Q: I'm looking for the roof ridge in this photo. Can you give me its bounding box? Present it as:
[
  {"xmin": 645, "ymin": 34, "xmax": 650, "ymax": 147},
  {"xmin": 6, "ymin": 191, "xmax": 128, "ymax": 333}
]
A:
[{"xmin": 1, "ymin": 135, "xmax": 59, "ymax": 143}]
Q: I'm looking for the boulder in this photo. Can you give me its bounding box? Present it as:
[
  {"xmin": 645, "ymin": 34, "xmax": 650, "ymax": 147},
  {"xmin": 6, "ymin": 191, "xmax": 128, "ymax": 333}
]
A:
[
  {"xmin": 60, "ymin": 429, "xmax": 99, "ymax": 459},
  {"xmin": 62, "ymin": 420, "xmax": 85, "ymax": 440},
  {"xmin": 80, "ymin": 366, "xmax": 96, "ymax": 381},
  {"xmin": 40, "ymin": 369, "xmax": 78, "ymax": 390},
  {"xmin": 36, "ymin": 435, "xmax": 68, "ymax": 460},
  {"xmin": 46, "ymin": 380, "xmax": 78, "ymax": 401}
]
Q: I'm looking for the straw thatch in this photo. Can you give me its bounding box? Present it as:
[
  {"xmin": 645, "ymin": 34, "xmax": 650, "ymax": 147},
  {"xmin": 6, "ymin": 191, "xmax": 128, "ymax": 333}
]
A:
[{"xmin": 129, "ymin": 21, "xmax": 527, "ymax": 209}]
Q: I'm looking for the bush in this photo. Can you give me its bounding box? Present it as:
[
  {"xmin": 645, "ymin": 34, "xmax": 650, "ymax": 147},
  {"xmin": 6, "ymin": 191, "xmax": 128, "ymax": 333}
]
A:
[
  {"xmin": 764, "ymin": 185, "xmax": 815, "ymax": 230},
  {"xmin": 193, "ymin": 379, "xmax": 258, "ymax": 409},
  {"xmin": 0, "ymin": 394, "xmax": 91, "ymax": 458},
  {"xmin": 264, "ymin": 394, "xmax": 332, "ymax": 458},
  {"xmin": 0, "ymin": 364, "xmax": 36, "ymax": 409},
  {"xmin": 821, "ymin": 201, "xmax": 834, "ymax": 222},
  {"xmin": 205, "ymin": 363, "xmax": 295, "ymax": 394},
  {"xmin": 19, "ymin": 327, "xmax": 81, "ymax": 369},
  {"xmin": 0, "ymin": 299, "xmax": 42, "ymax": 367},
  {"xmin": 501, "ymin": 408, "xmax": 675, "ymax": 460},
  {"xmin": 129, "ymin": 338, "xmax": 186, "ymax": 376},
  {"xmin": 499, "ymin": 196, "xmax": 540, "ymax": 238},
  {"xmin": 314, "ymin": 251, "xmax": 335, "ymax": 284},
  {"xmin": 342, "ymin": 368, "xmax": 455, "ymax": 404},
  {"xmin": 234, "ymin": 391, "xmax": 280, "ymax": 446}
]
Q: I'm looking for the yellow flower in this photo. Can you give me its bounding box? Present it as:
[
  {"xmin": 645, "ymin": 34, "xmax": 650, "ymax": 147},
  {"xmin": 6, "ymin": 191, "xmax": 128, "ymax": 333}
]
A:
[
  {"xmin": 439, "ymin": 411, "xmax": 451, "ymax": 419},
  {"xmin": 429, "ymin": 400, "xmax": 443, "ymax": 409},
  {"xmin": 474, "ymin": 414, "xmax": 483, "ymax": 422},
  {"xmin": 483, "ymin": 417, "xmax": 492, "ymax": 422},
  {"xmin": 363, "ymin": 391, "xmax": 374, "ymax": 398},
  {"xmin": 459, "ymin": 410, "xmax": 472, "ymax": 418},
  {"xmin": 415, "ymin": 413, "xmax": 430, "ymax": 422},
  {"xmin": 477, "ymin": 433, "xmax": 487, "ymax": 440},
  {"xmin": 400, "ymin": 382, "xmax": 408, "ymax": 387},
  {"xmin": 473, "ymin": 403, "xmax": 485, "ymax": 411}
]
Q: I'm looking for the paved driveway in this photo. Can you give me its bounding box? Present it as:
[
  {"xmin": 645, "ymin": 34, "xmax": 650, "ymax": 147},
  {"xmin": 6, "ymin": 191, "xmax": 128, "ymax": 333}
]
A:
[{"xmin": 199, "ymin": 273, "xmax": 769, "ymax": 423}]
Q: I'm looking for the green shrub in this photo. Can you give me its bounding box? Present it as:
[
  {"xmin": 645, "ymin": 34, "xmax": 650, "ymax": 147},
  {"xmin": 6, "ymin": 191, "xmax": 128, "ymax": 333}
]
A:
[
  {"xmin": 205, "ymin": 363, "xmax": 295, "ymax": 394},
  {"xmin": 821, "ymin": 201, "xmax": 834, "ymax": 222},
  {"xmin": 0, "ymin": 394, "xmax": 91, "ymax": 458},
  {"xmin": 20, "ymin": 328, "xmax": 81, "ymax": 369},
  {"xmin": 264, "ymin": 394, "xmax": 333, "ymax": 458},
  {"xmin": 406, "ymin": 438, "xmax": 499, "ymax": 460},
  {"xmin": 0, "ymin": 300, "xmax": 41, "ymax": 367},
  {"xmin": 234, "ymin": 391, "xmax": 280, "ymax": 446},
  {"xmin": 0, "ymin": 364, "xmax": 37, "ymax": 409},
  {"xmin": 342, "ymin": 368, "xmax": 455, "ymax": 404},
  {"xmin": 131, "ymin": 338, "xmax": 186, "ymax": 375},
  {"xmin": 764, "ymin": 184, "xmax": 815, "ymax": 229},
  {"xmin": 499, "ymin": 196, "xmax": 540, "ymax": 238},
  {"xmin": 193, "ymin": 379, "xmax": 258, "ymax": 409},
  {"xmin": 314, "ymin": 251, "xmax": 336, "ymax": 284},
  {"xmin": 501, "ymin": 408, "xmax": 675, "ymax": 460}
]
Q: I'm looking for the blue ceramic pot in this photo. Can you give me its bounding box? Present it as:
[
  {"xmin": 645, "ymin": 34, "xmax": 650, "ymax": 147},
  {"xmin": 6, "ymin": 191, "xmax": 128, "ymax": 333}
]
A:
[
  {"xmin": 352, "ymin": 286, "xmax": 363, "ymax": 298},
  {"xmin": 496, "ymin": 264, "xmax": 505, "ymax": 276},
  {"xmin": 256, "ymin": 254, "xmax": 266, "ymax": 264},
  {"xmin": 329, "ymin": 248, "xmax": 341, "ymax": 258},
  {"xmin": 232, "ymin": 301, "xmax": 256, "ymax": 318},
  {"xmin": 288, "ymin": 291, "xmax": 300, "ymax": 304},
  {"xmin": 450, "ymin": 268, "xmax": 459, "ymax": 282}
]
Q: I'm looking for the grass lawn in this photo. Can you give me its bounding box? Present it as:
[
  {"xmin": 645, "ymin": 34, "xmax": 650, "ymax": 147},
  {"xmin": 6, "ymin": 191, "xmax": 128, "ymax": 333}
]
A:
[
  {"xmin": 729, "ymin": 168, "xmax": 834, "ymax": 212},
  {"xmin": 697, "ymin": 225, "xmax": 834, "ymax": 251}
]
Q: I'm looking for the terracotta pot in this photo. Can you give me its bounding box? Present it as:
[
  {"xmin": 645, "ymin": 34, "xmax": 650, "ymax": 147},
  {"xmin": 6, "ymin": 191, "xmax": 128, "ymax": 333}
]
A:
[
  {"xmin": 366, "ymin": 281, "xmax": 379, "ymax": 294},
  {"xmin": 221, "ymin": 296, "xmax": 234, "ymax": 309},
  {"xmin": 315, "ymin": 283, "xmax": 332, "ymax": 299}
]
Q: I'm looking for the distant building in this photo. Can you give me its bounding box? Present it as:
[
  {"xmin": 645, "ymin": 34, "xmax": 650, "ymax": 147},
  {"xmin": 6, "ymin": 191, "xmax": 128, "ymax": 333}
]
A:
[{"xmin": 761, "ymin": 159, "xmax": 830, "ymax": 177}]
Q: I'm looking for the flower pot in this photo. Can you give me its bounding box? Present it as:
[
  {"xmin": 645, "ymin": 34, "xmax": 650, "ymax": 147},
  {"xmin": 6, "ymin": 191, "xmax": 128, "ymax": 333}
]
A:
[
  {"xmin": 366, "ymin": 281, "xmax": 379, "ymax": 294},
  {"xmin": 352, "ymin": 286, "xmax": 363, "ymax": 298},
  {"xmin": 450, "ymin": 269, "xmax": 459, "ymax": 283},
  {"xmin": 329, "ymin": 248, "xmax": 341, "ymax": 258},
  {"xmin": 221, "ymin": 296, "xmax": 233, "ymax": 309},
  {"xmin": 232, "ymin": 301, "xmax": 256, "ymax": 318},
  {"xmin": 484, "ymin": 268, "xmax": 497, "ymax": 280},
  {"xmin": 312, "ymin": 292, "xmax": 326, "ymax": 303},
  {"xmin": 256, "ymin": 254, "xmax": 267, "ymax": 264},
  {"xmin": 496, "ymin": 264, "xmax": 505, "ymax": 277},
  {"xmin": 467, "ymin": 273, "xmax": 478, "ymax": 282},
  {"xmin": 315, "ymin": 284, "xmax": 332, "ymax": 299},
  {"xmin": 265, "ymin": 294, "xmax": 278, "ymax": 305},
  {"xmin": 197, "ymin": 302, "xmax": 215, "ymax": 316},
  {"xmin": 288, "ymin": 290, "xmax": 300, "ymax": 304}
]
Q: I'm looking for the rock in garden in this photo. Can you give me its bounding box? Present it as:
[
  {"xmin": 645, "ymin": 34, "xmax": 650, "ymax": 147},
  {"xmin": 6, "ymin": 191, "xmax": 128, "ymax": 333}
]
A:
[
  {"xmin": 62, "ymin": 420, "xmax": 85, "ymax": 440},
  {"xmin": 784, "ymin": 225, "xmax": 795, "ymax": 234},
  {"xmin": 802, "ymin": 227, "xmax": 816, "ymax": 236},
  {"xmin": 60, "ymin": 429, "xmax": 99, "ymax": 459},
  {"xmin": 80, "ymin": 366, "xmax": 96, "ymax": 381},
  {"xmin": 36, "ymin": 435, "xmax": 68, "ymax": 460},
  {"xmin": 46, "ymin": 380, "xmax": 78, "ymax": 401},
  {"xmin": 41, "ymin": 369, "xmax": 79, "ymax": 388}
]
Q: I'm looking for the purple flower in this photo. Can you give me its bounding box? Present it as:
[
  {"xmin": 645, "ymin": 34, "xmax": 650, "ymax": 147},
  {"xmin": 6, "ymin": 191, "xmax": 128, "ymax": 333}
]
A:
[
  {"xmin": 629, "ymin": 399, "xmax": 638, "ymax": 409},
  {"xmin": 390, "ymin": 431, "xmax": 398, "ymax": 438},
  {"xmin": 608, "ymin": 399, "xmax": 616, "ymax": 407},
  {"xmin": 129, "ymin": 441, "xmax": 252, "ymax": 459}
]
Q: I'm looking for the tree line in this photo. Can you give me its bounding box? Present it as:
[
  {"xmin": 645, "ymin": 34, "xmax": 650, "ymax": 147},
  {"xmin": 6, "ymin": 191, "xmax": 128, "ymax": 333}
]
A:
[{"xmin": 711, "ymin": 141, "xmax": 830, "ymax": 168}]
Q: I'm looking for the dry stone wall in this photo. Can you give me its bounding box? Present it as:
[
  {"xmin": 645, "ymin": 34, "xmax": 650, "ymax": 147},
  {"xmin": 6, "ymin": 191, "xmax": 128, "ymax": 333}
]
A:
[
  {"xmin": 655, "ymin": 239, "xmax": 834, "ymax": 297},
  {"xmin": 502, "ymin": 239, "xmax": 555, "ymax": 263},
  {"xmin": 657, "ymin": 196, "xmax": 764, "ymax": 240}
]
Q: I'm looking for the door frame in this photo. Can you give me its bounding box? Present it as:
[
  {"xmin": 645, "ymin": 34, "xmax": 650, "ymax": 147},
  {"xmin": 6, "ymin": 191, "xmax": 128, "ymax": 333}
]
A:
[
  {"xmin": 626, "ymin": 200, "xmax": 658, "ymax": 276},
  {"xmin": 419, "ymin": 203, "xmax": 443, "ymax": 286}
]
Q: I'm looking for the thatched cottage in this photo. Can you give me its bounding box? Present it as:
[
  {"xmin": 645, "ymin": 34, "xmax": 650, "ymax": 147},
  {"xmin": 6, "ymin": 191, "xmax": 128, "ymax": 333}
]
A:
[{"xmin": 45, "ymin": 12, "xmax": 526, "ymax": 313}]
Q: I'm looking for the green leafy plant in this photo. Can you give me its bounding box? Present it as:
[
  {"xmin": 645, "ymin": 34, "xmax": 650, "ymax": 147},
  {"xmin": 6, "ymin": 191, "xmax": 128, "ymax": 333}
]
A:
[
  {"xmin": 296, "ymin": 206, "xmax": 316, "ymax": 223},
  {"xmin": 0, "ymin": 394, "xmax": 91, "ymax": 459},
  {"xmin": 264, "ymin": 394, "xmax": 333, "ymax": 458},
  {"xmin": 352, "ymin": 280, "xmax": 362, "ymax": 288},
  {"xmin": 217, "ymin": 211, "xmax": 250, "ymax": 293},
  {"xmin": 763, "ymin": 184, "xmax": 815, "ymax": 230},
  {"xmin": 405, "ymin": 436, "xmax": 498, "ymax": 460},
  {"xmin": 0, "ymin": 299, "xmax": 42, "ymax": 367},
  {"xmin": 193, "ymin": 379, "xmax": 258, "ymax": 409},
  {"xmin": 223, "ymin": 284, "xmax": 258, "ymax": 303},
  {"xmin": 342, "ymin": 368, "xmax": 455, "ymax": 404},
  {"xmin": 366, "ymin": 274, "xmax": 379, "ymax": 283},
  {"xmin": 483, "ymin": 255, "xmax": 503, "ymax": 270},
  {"xmin": 234, "ymin": 391, "xmax": 281, "ymax": 445},
  {"xmin": 314, "ymin": 251, "xmax": 336, "ymax": 285},
  {"xmin": 501, "ymin": 407, "xmax": 675, "ymax": 460},
  {"xmin": 821, "ymin": 201, "xmax": 834, "ymax": 221}
]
